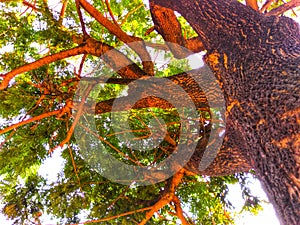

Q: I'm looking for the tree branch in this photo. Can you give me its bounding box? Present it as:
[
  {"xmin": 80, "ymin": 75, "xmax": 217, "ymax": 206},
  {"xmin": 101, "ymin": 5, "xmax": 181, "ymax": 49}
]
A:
[
  {"xmin": 78, "ymin": 0, "xmax": 154, "ymax": 75},
  {"xmin": 71, "ymin": 206, "xmax": 152, "ymax": 224},
  {"xmin": 49, "ymin": 82, "xmax": 95, "ymax": 153},
  {"xmin": 78, "ymin": 123, "xmax": 143, "ymax": 165},
  {"xmin": 22, "ymin": 0, "xmax": 38, "ymax": 11},
  {"xmin": 138, "ymin": 169, "xmax": 185, "ymax": 225},
  {"xmin": 77, "ymin": 70, "xmax": 250, "ymax": 176},
  {"xmin": 78, "ymin": 54, "xmax": 87, "ymax": 75},
  {"xmin": 0, "ymin": 46, "xmax": 86, "ymax": 91},
  {"xmin": 78, "ymin": 0, "xmax": 139, "ymax": 43},
  {"xmin": 260, "ymin": 0, "xmax": 276, "ymax": 13},
  {"xmin": 120, "ymin": 3, "xmax": 144, "ymax": 25},
  {"xmin": 104, "ymin": 0, "xmax": 119, "ymax": 25},
  {"xmin": 89, "ymin": 71, "xmax": 210, "ymax": 114},
  {"xmin": 185, "ymin": 117, "xmax": 252, "ymax": 176},
  {"xmin": 72, "ymin": 68, "xmax": 250, "ymax": 177},
  {"xmin": 0, "ymin": 109, "xmax": 61, "ymax": 135},
  {"xmin": 68, "ymin": 145, "xmax": 83, "ymax": 192},
  {"xmin": 75, "ymin": 0, "xmax": 88, "ymax": 36},
  {"xmin": 246, "ymin": 0, "xmax": 259, "ymax": 11},
  {"xmin": 58, "ymin": 0, "xmax": 69, "ymax": 25},
  {"xmin": 266, "ymin": 0, "xmax": 300, "ymax": 16},
  {"xmin": 149, "ymin": 3, "xmax": 205, "ymax": 58},
  {"xmin": 0, "ymin": 37, "xmax": 146, "ymax": 90},
  {"xmin": 172, "ymin": 196, "xmax": 189, "ymax": 225}
]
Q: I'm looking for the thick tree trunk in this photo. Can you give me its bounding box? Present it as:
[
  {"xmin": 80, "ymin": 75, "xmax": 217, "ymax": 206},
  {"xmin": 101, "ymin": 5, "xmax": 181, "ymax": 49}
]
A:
[{"xmin": 151, "ymin": 0, "xmax": 300, "ymax": 224}]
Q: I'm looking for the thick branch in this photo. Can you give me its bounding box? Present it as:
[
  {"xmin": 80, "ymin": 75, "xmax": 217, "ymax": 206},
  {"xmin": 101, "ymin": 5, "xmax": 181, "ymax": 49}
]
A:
[
  {"xmin": 172, "ymin": 196, "xmax": 189, "ymax": 225},
  {"xmin": 266, "ymin": 0, "xmax": 300, "ymax": 16},
  {"xmin": 150, "ymin": 3, "xmax": 205, "ymax": 58},
  {"xmin": 150, "ymin": 0, "xmax": 264, "ymax": 51},
  {"xmin": 0, "ymin": 37, "xmax": 146, "ymax": 90},
  {"xmin": 78, "ymin": 0, "xmax": 129, "ymax": 40},
  {"xmin": 78, "ymin": 0, "xmax": 154, "ymax": 75},
  {"xmin": 246, "ymin": 0, "xmax": 259, "ymax": 10},
  {"xmin": 0, "ymin": 46, "xmax": 85, "ymax": 90},
  {"xmin": 185, "ymin": 117, "xmax": 252, "ymax": 176},
  {"xmin": 90, "ymin": 71, "xmax": 210, "ymax": 115},
  {"xmin": 260, "ymin": 0, "xmax": 276, "ymax": 13},
  {"xmin": 139, "ymin": 169, "xmax": 185, "ymax": 225}
]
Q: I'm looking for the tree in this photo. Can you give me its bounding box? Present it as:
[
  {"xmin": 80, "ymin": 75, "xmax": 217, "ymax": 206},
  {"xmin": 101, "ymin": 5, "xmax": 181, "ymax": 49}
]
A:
[{"xmin": 0, "ymin": 0, "xmax": 299, "ymax": 224}]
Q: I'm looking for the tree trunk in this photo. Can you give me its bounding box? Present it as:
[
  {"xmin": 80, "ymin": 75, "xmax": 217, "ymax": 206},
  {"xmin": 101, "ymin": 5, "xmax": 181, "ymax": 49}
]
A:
[{"xmin": 151, "ymin": 0, "xmax": 300, "ymax": 224}]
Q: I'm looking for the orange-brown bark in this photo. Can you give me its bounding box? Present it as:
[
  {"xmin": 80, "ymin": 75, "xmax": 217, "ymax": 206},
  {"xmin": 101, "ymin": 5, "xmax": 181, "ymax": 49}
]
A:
[
  {"xmin": 260, "ymin": 0, "xmax": 276, "ymax": 13},
  {"xmin": 78, "ymin": 0, "xmax": 154, "ymax": 74},
  {"xmin": 245, "ymin": 0, "xmax": 259, "ymax": 10},
  {"xmin": 58, "ymin": 0, "xmax": 69, "ymax": 25},
  {"xmin": 139, "ymin": 169, "xmax": 185, "ymax": 225},
  {"xmin": 104, "ymin": 0, "xmax": 118, "ymax": 25},
  {"xmin": 173, "ymin": 196, "xmax": 189, "ymax": 225},
  {"xmin": 266, "ymin": 0, "xmax": 300, "ymax": 16},
  {"xmin": 150, "ymin": 4, "xmax": 205, "ymax": 58},
  {"xmin": 0, "ymin": 37, "xmax": 146, "ymax": 90},
  {"xmin": 22, "ymin": 0, "xmax": 38, "ymax": 11},
  {"xmin": 0, "ymin": 109, "xmax": 61, "ymax": 135}
]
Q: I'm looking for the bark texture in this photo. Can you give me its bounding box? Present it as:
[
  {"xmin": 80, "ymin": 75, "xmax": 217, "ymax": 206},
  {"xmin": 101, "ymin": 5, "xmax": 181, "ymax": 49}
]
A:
[{"xmin": 151, "ymin": 0, "xmax": 300, "ymax": 224}]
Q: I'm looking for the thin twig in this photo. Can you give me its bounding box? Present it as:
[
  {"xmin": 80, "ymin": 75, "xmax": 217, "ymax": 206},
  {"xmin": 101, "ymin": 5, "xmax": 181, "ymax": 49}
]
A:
[
  {"xmin": 78, "ymin": 123, "xmax": 143, "ymax": 166},
  {"xmin": 58, "ymin": 0, "xmax": 69, "ymax": 25},
  {"xmin": 78, "ymin": 54, "xmax": 87, "ymax": 76},
  {"xmin": 68, "ymin": 145, "xmax": 83, "ymax": 192},
  {"xmin": 107, "ymin": 186, "xmax": 130, "ymax": 210},
  {"xmin": 0, "ymin": 130, "xmax": 16, "ymax": 149},
  {"xmin": 71, "ymin": 206, "xmax": 152, "ymax": 224},
  {"xmin": 21, "ymin": 0, "xmax": 37, "ymax": 16},
  {"xmin": 76, "ymin": 0, "xmax": 88, "ymax": 36},
  {"xmin": 120, "ymin": 3, "xmax": 144, "ymax": 25},
  {"xmin": 105, "ymin": 0, "xmax": 119, "ymax": 25},
  {"xmin": 49, "ymin": 82, "xmax": 95, "ymax": 153},
  {"xmin": 22, "ymin": 0, "xmax": 38, "ymax": 11}
]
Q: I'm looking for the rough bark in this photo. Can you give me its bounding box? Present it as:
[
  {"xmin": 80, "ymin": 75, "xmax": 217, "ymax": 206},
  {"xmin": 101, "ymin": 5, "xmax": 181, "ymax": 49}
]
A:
[
  {"xmin": 149, "ymin": 3, "xmax": 205, "ymax": 58},
  {"xmin": 151, "ymin": 0, "xmax": 300, "ymax": 224}
]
